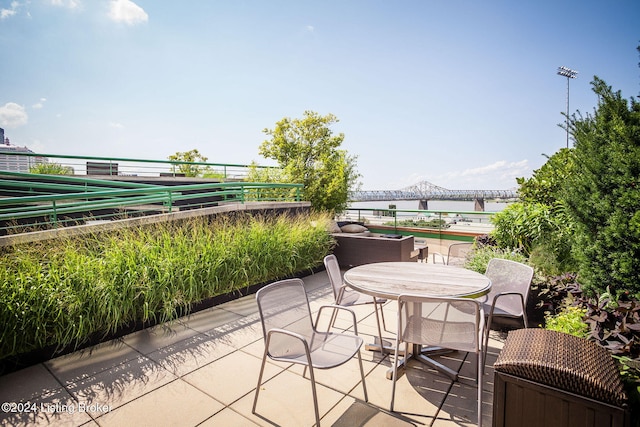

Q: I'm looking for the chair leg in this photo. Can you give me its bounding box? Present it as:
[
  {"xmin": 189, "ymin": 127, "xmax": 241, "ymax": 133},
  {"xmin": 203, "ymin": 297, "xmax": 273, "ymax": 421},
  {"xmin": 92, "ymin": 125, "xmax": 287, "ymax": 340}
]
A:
[
  {"xmin": 477, "ymin": 349, "xmax": 483, "ymax": 427},
  {"xmin": 390, "ymin": 335, "xmax": 402, "ymax": 411},
  {"xmin": 356, "ymin": 349, "xmax": 369, "ymax": 402},
  {"xmin": 306, "ymin": 364, "xmax": 321, "ymax": 427},
  {"xmin": 252, "ymin": 347, "xmax": 269, "ymax": 415},
  {"xmin": 482, "ymin": 312, "xmax": 494, "ymax": 375}
]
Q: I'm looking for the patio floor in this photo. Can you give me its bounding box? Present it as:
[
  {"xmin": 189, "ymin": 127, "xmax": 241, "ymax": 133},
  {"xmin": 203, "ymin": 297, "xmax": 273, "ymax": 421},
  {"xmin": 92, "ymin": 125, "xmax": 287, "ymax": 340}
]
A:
[{"xmin": 0, "ymin": 270, "xmax": 507, "ymax": 427}]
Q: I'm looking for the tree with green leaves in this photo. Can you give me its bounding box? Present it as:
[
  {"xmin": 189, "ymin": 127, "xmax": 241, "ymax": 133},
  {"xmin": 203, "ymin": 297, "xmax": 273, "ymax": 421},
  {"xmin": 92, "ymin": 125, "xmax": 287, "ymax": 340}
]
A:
[
  {"xmin": 258, "ymin": 111, "xmax": 360, "ymax": 212},
  {"xmin": 168, "ymin": 149, "xmax": 209, "ymax": 177},
  {"xmin": 495, "ymin": 148, "xmax": 579, "ymax": 274},
  {"xmin": 563, "ymin": 77, "xmax": 640, "ymax": 295},
  {"xmin": 30, "ymin": 162, "xmax": 73, "ymax": 175}
]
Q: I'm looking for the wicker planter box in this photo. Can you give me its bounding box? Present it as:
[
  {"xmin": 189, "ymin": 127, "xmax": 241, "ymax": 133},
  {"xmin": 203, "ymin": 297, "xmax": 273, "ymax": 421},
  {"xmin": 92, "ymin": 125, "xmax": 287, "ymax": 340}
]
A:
[{"xmin": 492, "ymin": 329, "xmax": 629, "ymax": 427}]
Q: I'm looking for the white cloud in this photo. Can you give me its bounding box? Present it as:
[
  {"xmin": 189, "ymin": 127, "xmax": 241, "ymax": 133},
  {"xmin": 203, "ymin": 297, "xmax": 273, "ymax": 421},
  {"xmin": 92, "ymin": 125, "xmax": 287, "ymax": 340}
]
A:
[
  {"xmin": 108, "ymin": 0, "xmax": 148, "ymax": 25},
  {"xmin": 1, "ymin": 1, "xmax": 21, "ymax": 19},
  {"xmin": 391, "ymin": 160, "xmax": 529, "ymax": 191},
  {"xmin": 306, "ymin": 25, "xmax": 314, "ymax": 32},
  {"xmin": 32, "ymin": 98, "xmax": 47, "ymax": 109},
  {"xmin": 0, "ymin": 102, "xmax": 28, "ymax": 129},
  {"xmin": 50, "ymin": 0, "xmax": 82, "ymax": 9},
  {"xmin": 109, "ymin": 121, "xmax": 124, "ymax": 129},
  {"xmin": 434, "ymin": 160, "xmax": 529, "ymax": 189}
]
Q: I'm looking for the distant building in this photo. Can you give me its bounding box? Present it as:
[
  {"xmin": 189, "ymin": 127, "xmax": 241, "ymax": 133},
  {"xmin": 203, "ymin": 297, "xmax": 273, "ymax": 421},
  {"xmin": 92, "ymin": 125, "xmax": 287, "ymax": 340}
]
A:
[{"xmin": 0, "ymin": 128, "xmax": 46, "ymax": 172}]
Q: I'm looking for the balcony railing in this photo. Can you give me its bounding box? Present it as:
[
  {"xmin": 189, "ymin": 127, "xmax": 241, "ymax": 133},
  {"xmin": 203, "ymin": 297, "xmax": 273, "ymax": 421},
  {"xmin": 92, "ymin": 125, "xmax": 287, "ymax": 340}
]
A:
[
  {"xmin": 0, "ymin": 151, "xmax": 274, "ymax": 180},
  {"xmin": 0, "ymin": 171, "xmax": 303, "ymax": 234},
  {"xmin": 336, "ymin": 207, "xmax": 495, "ymax": 239}
]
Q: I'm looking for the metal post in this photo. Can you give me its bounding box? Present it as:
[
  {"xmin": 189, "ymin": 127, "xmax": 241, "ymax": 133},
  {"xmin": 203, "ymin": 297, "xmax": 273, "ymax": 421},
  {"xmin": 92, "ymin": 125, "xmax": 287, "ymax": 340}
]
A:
[{"xmin": 557, "ymin": 66, "xmax": 578, "ymax": 149}]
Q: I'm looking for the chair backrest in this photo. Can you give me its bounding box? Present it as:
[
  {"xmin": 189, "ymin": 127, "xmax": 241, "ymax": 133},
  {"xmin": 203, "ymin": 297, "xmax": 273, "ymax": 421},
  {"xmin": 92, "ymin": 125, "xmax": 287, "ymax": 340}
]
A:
[
  {"xmin": 323, "ymin": 254, "xmax": 343, "ymax": 302},
  {"xmin": 446, "ymin": 242, "xmax": 473, "ymax": 266},
  {"xmin": 255, "ymin": 278, "xmax": 314, "ymax": 357},
  {"xmin": 483, "ymin": 258, "xmax": 534, "ymax": 316},
  {"xmin": 397, "ymin": 294, "xmax": 482, "ymax": 353}
]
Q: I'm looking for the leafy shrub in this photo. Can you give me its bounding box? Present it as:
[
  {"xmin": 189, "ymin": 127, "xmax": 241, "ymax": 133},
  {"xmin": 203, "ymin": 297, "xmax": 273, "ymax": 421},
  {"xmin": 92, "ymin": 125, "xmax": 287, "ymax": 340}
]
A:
[
  {"xmin": 30, "ymin": 162, "xmax": 73, "ymax": 175},
  {"xmin": 490, "ymin": 202, "xmax": 575, "ymax": 271},
  {"xmin": 0, "ymin": 212, "xmax": 334, "ymax": 361},
  {"xmin": 534, "ymin": 272, "xmax": 582, "ymax": 315},
  {"xmin": 384, "ymin": 219, "xmax": 448, "ymax": 229},
  {"xmin": 563, "ymin": 78, "xmax": 640, "ymax": 295},
  {"xmin": 464, "ymin": 245, "xmax": 528, "ymax": 274},
  {"xmin": 544, "ymin": 306, "xmax": 589, "ymax": 338}
]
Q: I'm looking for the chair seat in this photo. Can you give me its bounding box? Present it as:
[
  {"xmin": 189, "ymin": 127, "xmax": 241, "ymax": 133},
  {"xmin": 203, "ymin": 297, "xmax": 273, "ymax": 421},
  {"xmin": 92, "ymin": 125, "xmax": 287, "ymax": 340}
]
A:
[
  {"xmin": 270, "ymin": 331, "xmax": 364, "ymax": 368},
  {"xmin": 340, "ymin": 287, "xmax": 386, "ymax": 306},
  {"xmin": 482, "ymin": 303, "xmax": 523, "ymax": 318}
]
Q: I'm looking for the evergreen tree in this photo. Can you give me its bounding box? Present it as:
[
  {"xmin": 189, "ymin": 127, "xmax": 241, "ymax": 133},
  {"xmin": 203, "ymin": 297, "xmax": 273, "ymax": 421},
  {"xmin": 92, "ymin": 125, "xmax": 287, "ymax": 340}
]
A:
[{"xmin": 564, "ymin": 77, "xmax": 640, "ymax": 295}]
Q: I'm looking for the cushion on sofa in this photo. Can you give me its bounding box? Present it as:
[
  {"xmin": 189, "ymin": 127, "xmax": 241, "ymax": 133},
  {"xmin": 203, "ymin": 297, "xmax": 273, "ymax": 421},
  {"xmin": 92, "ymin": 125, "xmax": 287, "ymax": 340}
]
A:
[{"xmin": 340, "ymin": 224, "xmax": 368, "ymax": 233}]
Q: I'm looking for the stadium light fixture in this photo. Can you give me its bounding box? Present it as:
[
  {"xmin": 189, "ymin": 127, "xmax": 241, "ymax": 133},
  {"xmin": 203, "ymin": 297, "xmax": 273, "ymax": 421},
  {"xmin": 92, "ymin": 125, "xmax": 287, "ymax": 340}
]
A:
[{"xmin": 557, "ymin": 66, "xmax": 578, "ymax": 149}]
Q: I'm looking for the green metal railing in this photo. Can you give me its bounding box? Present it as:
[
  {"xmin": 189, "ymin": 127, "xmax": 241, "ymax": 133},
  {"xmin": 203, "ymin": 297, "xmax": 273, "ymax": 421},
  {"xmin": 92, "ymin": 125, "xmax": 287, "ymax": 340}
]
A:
[
  {"xmin": 1, "ymin": 151, "xmax": 274, "ymax": 180},
  {"xmin": 0, "ymin": 171, "xmax": 303, "ymax": 234}
]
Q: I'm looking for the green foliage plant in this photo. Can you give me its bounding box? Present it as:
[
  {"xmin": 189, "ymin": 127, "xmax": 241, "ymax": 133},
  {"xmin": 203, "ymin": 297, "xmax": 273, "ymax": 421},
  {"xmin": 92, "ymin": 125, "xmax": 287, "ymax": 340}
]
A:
[
  {"xmin": 29, "ymin": 162, "xmax": 73, "ymax": 175},
  {"xmin": 258, "ymin": 111, "xmax": 361, "ymax": 213},
  {"xmin": 563, "ymin": 77, "xmax": 640, "ymax": 295},
  {"xmin": 493, "ymin": 148, "xmax": 578, "ymax": 275},
  {"xmin": 245, "ymin": 162, "xmax": 296, "ymax": 201},
  {"xmin": 463, "ymin": 245, "xmax": 528, "ymax": 274},
  {"xmin": 383, "ymin": 218, "xmax": 448, "ymax": 229},
  {"xmin": 0, "ymin": 211, "xmax": 334, "ymax": 361},
  {"xmin": 544, "ymin": 306, "xmax": 589, "ymax": 338},
  {"xmin": 168, "ymin": 149, "xmax": 210, "ymax": 177}
]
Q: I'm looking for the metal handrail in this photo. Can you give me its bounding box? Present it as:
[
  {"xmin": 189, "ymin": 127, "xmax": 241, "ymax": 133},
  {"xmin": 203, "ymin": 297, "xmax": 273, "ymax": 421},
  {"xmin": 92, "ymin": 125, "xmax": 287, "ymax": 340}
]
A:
[
  {"xmin": 0, "ymin": 179, "xmax": 304, "ymax": 232},
  {"xmin": 0, "ymin": 151, "xmax": 275, "ymax": 179}
]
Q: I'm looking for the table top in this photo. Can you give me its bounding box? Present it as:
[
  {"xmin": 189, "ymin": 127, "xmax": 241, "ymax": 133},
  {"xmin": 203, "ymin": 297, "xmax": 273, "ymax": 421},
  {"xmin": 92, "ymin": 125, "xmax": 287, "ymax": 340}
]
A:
[{"xmin": 343, "ymin": 262, "xmax": 491, "ymax": 300}]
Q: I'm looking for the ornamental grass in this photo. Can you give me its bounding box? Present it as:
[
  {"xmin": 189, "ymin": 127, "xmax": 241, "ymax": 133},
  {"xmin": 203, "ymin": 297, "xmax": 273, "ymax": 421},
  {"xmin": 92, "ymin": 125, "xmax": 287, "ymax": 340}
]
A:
[{"xmin": 0, "ymin": 211, "xmax": 334, "ymax": 361}]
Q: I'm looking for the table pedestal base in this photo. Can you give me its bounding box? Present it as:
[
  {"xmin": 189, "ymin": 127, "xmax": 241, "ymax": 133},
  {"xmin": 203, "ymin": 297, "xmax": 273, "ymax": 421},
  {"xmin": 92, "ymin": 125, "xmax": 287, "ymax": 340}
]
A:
[
  {"xmin": 365, "ymin": 336, "xmax": 405, "ymax": 356},
  {"xmin": 386, "ymin": 345, "xmax": 459, "ymax": 381}
]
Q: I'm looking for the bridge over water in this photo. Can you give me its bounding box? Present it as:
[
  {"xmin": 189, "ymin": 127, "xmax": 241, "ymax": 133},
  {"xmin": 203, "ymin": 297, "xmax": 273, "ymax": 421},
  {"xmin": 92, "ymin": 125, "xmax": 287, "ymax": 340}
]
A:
[{"xmin": 350, "ymin": 181, "xmax": 518, "ymax": 211}]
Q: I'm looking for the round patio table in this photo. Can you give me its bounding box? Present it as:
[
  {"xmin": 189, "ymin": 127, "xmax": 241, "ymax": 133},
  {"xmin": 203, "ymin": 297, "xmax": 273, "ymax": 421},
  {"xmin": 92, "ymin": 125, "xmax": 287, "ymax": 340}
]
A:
[{"xmin": 344, "ymin": 262, "xmax": 491, "ymax": 380}]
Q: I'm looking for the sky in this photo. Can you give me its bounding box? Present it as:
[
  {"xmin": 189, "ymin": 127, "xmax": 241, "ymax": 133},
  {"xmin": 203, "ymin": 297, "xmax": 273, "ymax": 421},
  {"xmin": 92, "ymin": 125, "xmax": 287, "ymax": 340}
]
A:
[{"xmin": 1, "ymin": 0, "xmax": 639, "ymax": 191}]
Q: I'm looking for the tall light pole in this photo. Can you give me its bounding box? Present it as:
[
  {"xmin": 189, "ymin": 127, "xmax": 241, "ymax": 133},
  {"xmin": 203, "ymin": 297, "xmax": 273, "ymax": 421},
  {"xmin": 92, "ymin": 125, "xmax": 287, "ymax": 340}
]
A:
[{"xmin": 557, "ymin": 66, "xmax": 578, "ymax": 149}]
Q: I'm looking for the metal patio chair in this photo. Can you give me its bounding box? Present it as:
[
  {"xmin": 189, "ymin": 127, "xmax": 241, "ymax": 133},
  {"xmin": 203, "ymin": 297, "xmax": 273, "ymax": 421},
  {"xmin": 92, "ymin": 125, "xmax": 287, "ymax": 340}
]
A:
[
  {"xmin": 481, "ymin": 258, "xmax": 534, "ymax": 367},
  {"xmin": 390, "ymin": 294, "xmax": 485, "ymax": 426},
  {"xmin": 252, "ymin": 278, "xmax": 368, "ymax": 427},
  {"xmin": 324, "ymin": 254, "xmax": 387, "ymax": 340},
  {"xmin": 432, "ymin": 242, "xmax": 473, "ymax": 266}
]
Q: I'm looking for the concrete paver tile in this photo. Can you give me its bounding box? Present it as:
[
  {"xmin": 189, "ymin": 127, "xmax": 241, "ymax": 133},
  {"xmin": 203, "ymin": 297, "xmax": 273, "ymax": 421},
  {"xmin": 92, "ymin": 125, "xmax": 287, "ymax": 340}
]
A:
[
  {"xmin": 145, "ymin": 333, "xmax": 237, "ymax": 377},
  {"xmin": 0, "ymin": 385, "xmax": 93, "ymax": 427},
  {"xmin": 182, "ymin": 349, "xmax": 280, "ymax": 406},
  {"xmin": 198, "ymin": 407, "xmax": 260, "ymax": 426},
  {"xmin": 65, "ymin": 355, "xmax": 176, "ymax": 415},
  {"xmin": 203, "ymin": 316, "xmax": 263, "ymax": 350},
  {"xmin": 214, "ymin": 295, "xmax": 259, "ymax": 317},
  {"xmin": 328, "ymin": 399, "xmax": 417, "ymax": 427},
  {"xmin": 120, "ymin": 321, "xmax": 202, "ymax": 355},
  {"xmin": 45, "ymin": 340, "xmax": 141, "ymax": 385},
  {"xmin": 231, "ymin": 368, "xmax": 345, "ymax": 427},
  {"xmin": 94, "ymin": 379, "xmax": 223, "ymax": 427},
  {"xmin": 0, "ymin": 363, "xmax": 61, "ymax": 403},
  {"xmin": 287, "ymin": 355, "xmax": 377, "ymax": 400},
  {"xmin": 179, "ymin": 306, "xmax": 243, "ymax": 333}
]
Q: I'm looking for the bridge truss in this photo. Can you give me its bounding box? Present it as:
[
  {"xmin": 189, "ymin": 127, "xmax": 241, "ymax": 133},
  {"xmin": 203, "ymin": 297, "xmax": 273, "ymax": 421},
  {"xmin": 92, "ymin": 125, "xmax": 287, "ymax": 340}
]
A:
[{"xmin": 350, "ymin": 180, "xmax": 518, "ymax": 202}]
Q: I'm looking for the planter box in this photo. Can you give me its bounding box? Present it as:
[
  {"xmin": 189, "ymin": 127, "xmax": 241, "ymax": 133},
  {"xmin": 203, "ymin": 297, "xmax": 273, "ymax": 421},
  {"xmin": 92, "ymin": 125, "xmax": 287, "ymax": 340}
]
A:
[
  {"xmin": 331, "ymin": 232, "xmax": 418, "ymax": 267},
  {"xmin": 493, "ymin": 329, "xmax": 629, "ymax": 427}
]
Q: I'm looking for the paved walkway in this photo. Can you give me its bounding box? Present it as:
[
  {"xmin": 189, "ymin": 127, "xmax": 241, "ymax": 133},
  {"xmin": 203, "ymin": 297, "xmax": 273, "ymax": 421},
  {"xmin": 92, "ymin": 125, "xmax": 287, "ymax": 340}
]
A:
[{"xmin": 0, "ymin": 270, "xmax": 506, "ymax": 427}]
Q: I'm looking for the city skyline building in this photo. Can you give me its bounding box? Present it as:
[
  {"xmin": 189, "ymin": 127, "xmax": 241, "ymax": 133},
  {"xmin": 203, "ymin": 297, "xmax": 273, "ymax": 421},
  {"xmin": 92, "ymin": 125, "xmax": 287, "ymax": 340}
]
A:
[{"xmin": 0, "ymin": 127, "xmax": 46, "ymax": 172}]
